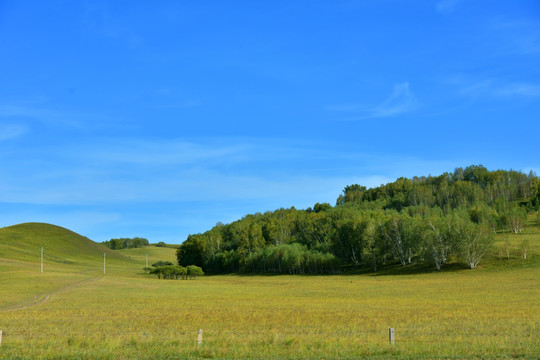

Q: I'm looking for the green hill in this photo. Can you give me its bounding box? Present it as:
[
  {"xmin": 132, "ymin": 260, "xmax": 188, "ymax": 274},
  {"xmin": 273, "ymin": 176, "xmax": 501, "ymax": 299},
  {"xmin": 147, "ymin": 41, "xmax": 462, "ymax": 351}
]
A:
[
  {"xmin": 0, "ymin": 222, "xmax": 134, "ymax": 274},
  {"xmin": 0, "ymin": 223, "xmax": 141, "ymax": 311}
]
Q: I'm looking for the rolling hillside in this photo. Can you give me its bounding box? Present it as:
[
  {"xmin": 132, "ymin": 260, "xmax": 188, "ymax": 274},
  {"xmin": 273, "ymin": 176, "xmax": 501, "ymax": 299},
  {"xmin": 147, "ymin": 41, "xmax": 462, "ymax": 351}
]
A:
[
  {"xmin": 0, "ymin": 222, "xmax": 136, "ymax": 274},
  {"xmin": 0, "ymin": 222, "xmax": 141, "ymax": 310}
]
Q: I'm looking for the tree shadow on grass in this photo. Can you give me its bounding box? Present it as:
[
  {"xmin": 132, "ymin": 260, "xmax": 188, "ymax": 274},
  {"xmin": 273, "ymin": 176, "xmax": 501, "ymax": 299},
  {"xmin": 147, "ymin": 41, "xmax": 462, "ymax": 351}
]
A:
[
  {"xmin": 343, "ymin": 261, "xmax": 469, "ymax": 277},
  {"xmin": 205, "ymin": 262, "xmax": 471, "ymax": 277}
]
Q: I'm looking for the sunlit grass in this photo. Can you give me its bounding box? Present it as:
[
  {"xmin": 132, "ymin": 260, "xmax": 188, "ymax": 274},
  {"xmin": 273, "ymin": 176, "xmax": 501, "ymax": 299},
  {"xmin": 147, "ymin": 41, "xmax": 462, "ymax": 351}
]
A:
[
  {"xmin": 0, "ymin": 221, "xmax": 539, "ymax": 359},
  {"xmin": 117, "ymin": 245, "xmax": 178, "ymax": 268},
  {"xmin": 1, "ymin": 265, "xmax": 538, "ymax": 359}
]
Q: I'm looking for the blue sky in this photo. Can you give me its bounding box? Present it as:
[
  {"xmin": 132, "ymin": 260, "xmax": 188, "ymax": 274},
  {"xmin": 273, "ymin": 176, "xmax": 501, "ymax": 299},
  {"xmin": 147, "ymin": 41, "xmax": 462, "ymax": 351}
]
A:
[{"xmin": 1, "ymin": 1, "xmax": 539, "ymax": 243}]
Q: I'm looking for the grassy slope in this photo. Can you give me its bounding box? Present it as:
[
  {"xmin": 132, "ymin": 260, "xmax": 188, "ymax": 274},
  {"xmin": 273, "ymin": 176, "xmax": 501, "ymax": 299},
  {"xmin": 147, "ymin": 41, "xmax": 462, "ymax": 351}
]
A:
[
  {"xmin": 0, "ymin": 222, "xmax": 128, "ymax": 265},
  {"xmin": 0, "ymin": 221, "xmax": 539, "ymax": 359},
  {"xmin": 0, "ymin": 223, "xmax": 139, "ymax": 308},
  {"xmin": 489, "ymin": 215, "xmax": 540, "ymax": 268},
  {"xmin": 117, "ymin": 245, "xmax": 178, "ymax": 268}
]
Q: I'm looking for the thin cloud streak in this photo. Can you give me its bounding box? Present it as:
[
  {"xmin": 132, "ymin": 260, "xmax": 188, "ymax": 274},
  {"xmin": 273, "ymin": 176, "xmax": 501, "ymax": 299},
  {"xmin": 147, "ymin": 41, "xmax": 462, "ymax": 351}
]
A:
[
  {"xmin": 459, "ymin": 79, "xmax": 540, "ymax": 98},
  {"xmin": 0, "ymin": 137, "xmax": 458, "ymax": 207},
  {"xmin": 495, "ymin": 83, "xmax": 540, "ymax": 98},
  {"xmin": 371, "ymin": 82, "xmax": 418, "ymax": 118},
  {"xmin": 327, "ymin": 82, "xmax": 419, "ymax": 120}
]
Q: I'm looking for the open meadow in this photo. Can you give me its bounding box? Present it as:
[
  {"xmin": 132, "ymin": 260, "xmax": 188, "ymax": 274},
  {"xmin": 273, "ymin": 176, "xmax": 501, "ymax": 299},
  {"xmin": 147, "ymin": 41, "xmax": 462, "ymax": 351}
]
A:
[
  {"xmin": 3, "ymin": 1, "xmax": 540, "ymax": 358},
  {"xmin": 0, "ymin": 222, "xmax": 539, "ymax": 359}
]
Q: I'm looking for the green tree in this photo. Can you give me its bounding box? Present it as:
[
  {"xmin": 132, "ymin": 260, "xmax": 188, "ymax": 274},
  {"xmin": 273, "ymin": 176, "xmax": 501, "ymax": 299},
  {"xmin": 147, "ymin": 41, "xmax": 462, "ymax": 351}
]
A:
[
  {"xmin": 110, "ymin": 239, "xmax": 123, "ymax": 250},
  {"xmin": 450, "ymin": 213, "xmax": 493, "ymax": 269},
  {"xmin": 236, "ymin": 222, "xmax": 265, "ymax": 265},
  {"xmin": 364, "ymin": 218, "xmax": 382, "ymax": 272},
  {"xmin": 423, "ymin": 216, "xmax": 452, "ymax": 271},
  {"xmin": 149, "ymin": 267, "xmax": 163, "ymax": 279},
  {"xmin": 331, "ymin": 214, "xmax": 367, "ymax": 264},
  {"xmin": 173, "ymin": 265, "xmax": 187, "ymax": 279},
  {"xmin": 177, "ymin": 234, "xmax": 206, "ymax": 268},
  {"xmin": 379, "ymin": 214, "xmax": 420, "ymax": 265},
  {"xmin": 152, "ymin": 260, "xmax": 173, "ymax": 267},
  {"xmin": 508, "ymin": 205, "xmax": 527, "ymax": 233},
  {"xmin": 186, "ymin": 265, "xmax": 204, "ymax": 279},
  {"xmin": 336, "ymin": 184, "xmax": 367, "ymax": 205}
]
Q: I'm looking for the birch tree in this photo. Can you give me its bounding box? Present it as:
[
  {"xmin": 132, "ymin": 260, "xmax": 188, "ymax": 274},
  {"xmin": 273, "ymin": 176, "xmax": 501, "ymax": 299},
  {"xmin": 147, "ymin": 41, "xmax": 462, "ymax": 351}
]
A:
[
  {"xmin": 508, "ymin": 206, "xmax": 527, "ymax": 233},
  {"xmin": 450, "ymin": 214, "xmax": 493, "ymax": 269},
  {"xmin": 423, "ymin": 216, "xmax": 452, "ymax": 270},
  {"xmin": 379, "ymin": 214, "xmax": 419, "ymax": 266}
]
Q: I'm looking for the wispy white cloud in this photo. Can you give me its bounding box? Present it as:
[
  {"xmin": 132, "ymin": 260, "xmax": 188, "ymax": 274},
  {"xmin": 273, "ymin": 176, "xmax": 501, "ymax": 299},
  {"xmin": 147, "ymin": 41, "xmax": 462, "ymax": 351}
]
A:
[
  {"xmin": 326, "ymin": 82, "xmax": 419, "ymax": 120},
  {"xmin": 0, "ymin": 136, "xmax": 473, "ymax": 242},
  {"xmin": 83, "ymin": 139, "xmax": 248, "ymax": 166},
  {"xmin": 0, "ymin": 137, "xmax": 459, "ymax": 208},
  {"xmin": 458, "ymin": 78, "xmax": 540, "ymax": 99},
  {"xmin": 494, "ymin": 83, "xmax": 540, "ymax": 98},
  {"xmin": 371, "ymin": 82, "xmax": 418, "ymax": 118},
  {"xmin": 0, "ymin": 163, "xmax": 358, "ymax": 206}
]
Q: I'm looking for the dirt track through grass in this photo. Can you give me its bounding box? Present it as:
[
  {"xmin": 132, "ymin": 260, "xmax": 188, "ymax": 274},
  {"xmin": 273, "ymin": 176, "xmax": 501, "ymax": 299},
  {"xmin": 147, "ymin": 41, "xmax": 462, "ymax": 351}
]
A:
[{"xmin": 0, "ymin": 276, "xmax": 101, "ymax": 312}]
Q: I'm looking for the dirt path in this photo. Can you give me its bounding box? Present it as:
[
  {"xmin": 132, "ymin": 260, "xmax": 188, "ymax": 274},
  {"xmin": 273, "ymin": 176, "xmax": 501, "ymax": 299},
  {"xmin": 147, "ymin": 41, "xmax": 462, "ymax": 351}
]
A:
[{"xmin": 0, "ymin": 276, "xmax": 102, "ymax": 312}]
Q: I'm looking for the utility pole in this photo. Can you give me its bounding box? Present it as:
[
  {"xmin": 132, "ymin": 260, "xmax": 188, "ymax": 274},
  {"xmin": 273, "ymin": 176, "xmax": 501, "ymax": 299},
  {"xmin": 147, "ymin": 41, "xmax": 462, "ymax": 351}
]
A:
[
  {"xmin": 41, "ymin": 247, "xmax": 43, "ymax": 273},
  {"xmin": 103, "ymin": 253, "xmax": 106, "ymax": 275}
]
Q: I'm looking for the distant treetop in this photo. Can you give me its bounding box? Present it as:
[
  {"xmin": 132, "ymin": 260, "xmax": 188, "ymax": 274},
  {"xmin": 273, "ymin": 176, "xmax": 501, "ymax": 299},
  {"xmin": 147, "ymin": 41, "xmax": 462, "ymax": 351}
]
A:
[{"xmin": 101, "ymin": 237, "xmax": 149, "ymax": 250}]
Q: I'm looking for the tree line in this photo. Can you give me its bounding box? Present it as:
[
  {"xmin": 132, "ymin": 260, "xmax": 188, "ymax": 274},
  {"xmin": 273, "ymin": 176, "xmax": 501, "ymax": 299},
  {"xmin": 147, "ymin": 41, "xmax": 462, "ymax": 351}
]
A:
[
  {"xmin": 101, "ymin": 237, "xmax": 149, "ymax": 250},
  {"xmin": 176, "ymin": 165, "xmax": 539, "ymax": 274}
]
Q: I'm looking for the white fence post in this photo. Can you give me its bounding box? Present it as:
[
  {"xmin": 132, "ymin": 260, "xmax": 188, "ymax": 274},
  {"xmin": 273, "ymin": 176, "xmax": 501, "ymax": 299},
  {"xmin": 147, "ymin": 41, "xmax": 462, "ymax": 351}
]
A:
[
  {"xmin": 0, "ymin": 329, "xmax": 3, "ymax": 347},
  {"xmin": 197, "ymin": 329, "xmax": 203, "ymax": 346},
  {"xmin": 389, "ymin": 328, "xmax": 395, "ymax": 345}
]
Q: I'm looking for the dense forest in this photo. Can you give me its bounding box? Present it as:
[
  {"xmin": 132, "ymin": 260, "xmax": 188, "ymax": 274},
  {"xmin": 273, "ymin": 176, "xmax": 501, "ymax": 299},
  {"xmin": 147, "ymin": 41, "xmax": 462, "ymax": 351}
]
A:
[{"xmin": 177, "ymin": 165, "xmax": 539, "ymax": 274}]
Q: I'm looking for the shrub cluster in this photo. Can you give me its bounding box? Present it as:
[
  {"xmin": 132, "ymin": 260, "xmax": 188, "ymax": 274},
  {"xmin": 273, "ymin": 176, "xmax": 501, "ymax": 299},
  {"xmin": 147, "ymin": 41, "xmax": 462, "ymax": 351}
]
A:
[{"xmin": 149, "ymin": 265, "xmax": 204, "ymax": 279}]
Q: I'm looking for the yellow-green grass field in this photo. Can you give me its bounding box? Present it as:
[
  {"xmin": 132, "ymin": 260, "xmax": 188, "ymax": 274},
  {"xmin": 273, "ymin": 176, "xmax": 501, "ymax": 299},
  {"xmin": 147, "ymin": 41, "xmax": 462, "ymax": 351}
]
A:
[
  {"xmin": 0, "ymin": 222, "xmax": 539, "ymax": 359},
  {"xmin": 117, "ymin": 245, "xmax": 178, "ymax": 267}
]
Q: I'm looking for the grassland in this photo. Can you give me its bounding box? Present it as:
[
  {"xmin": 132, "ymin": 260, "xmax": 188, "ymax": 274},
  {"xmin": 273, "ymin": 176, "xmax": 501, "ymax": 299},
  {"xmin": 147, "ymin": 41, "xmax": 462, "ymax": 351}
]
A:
[
  {"xmin": 117, "ymin": 245, "xmax": 178, "ymax": 267},
  {"xmin": 0, "ymin": 222, "xmax": 539, "ymax": 359}
]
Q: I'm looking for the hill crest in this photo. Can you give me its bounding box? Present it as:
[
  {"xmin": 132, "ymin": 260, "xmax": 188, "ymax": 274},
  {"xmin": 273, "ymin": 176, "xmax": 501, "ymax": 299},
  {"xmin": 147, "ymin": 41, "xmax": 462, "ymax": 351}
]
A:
[{"xmin": 0, "ymin": 222, "xmax": 128, "ymax": 265}]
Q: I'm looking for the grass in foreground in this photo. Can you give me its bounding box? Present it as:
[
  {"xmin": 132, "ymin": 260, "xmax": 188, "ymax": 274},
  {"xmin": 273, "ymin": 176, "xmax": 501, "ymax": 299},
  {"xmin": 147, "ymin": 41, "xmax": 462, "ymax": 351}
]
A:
[
  {"xmin": 0, "ymin": 222, "xmax": 539, "ymax": 359},
  {"xmin": 1, "ymin": 266, "xmax": 538, "ymax": 359}
]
